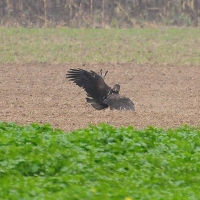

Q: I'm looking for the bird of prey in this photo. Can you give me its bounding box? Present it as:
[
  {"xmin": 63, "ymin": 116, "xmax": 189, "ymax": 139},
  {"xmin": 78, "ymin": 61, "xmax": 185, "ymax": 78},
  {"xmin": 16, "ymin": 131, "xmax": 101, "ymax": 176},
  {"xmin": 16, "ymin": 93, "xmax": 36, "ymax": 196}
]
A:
[{"xmin": 66, "ymin": 68, "xmax": 134, "ymax": 111}]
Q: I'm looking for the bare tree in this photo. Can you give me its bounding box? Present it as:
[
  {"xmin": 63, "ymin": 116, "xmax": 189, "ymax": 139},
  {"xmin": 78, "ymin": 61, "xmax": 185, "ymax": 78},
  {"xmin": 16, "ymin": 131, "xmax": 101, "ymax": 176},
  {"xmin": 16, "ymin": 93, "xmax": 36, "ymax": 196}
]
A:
[{"xmin": 0, "ymin": 0, "xmax": 199, "ymax": 27}]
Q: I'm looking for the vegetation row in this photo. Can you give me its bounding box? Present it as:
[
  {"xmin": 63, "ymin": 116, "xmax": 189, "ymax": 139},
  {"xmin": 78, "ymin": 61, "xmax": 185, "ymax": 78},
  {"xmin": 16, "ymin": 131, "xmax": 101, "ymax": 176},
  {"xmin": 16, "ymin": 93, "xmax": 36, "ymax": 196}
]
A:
[{"xmin": 0, "ymin": 122, "xmax": 200, "ymax": 199}]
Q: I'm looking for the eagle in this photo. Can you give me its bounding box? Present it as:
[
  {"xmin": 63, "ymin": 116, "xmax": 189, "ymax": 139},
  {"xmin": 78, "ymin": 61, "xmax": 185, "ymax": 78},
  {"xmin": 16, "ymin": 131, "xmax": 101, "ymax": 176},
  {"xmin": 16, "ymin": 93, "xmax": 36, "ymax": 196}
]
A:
[{"xmin": 66, "ymin": 68, "xmax": 134, "ymax": 111}]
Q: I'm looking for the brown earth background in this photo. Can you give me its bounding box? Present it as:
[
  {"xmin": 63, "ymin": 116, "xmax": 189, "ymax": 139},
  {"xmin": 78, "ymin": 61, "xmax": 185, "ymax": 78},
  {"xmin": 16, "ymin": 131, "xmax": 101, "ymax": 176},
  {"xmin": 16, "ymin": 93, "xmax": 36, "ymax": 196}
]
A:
[{"xmin": 0, "ymin": 63, "xmax": 199, "ymax": 132}]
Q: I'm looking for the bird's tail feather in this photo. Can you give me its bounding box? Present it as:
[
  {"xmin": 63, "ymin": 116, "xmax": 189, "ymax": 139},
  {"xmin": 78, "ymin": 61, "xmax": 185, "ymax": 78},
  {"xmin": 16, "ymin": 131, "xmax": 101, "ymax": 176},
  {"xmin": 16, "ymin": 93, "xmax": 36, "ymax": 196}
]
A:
[{"xmin": 86, "ymin": 98, "xmax": 108, "ymax": 110}]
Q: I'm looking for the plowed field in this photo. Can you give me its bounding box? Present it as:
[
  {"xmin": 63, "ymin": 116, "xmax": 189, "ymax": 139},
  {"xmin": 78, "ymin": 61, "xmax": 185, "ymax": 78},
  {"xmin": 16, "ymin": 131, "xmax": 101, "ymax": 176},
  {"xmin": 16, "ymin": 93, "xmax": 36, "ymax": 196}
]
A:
[{"xmin": 0, "ymin": 63, "xmax": 199, "ymax": 131}]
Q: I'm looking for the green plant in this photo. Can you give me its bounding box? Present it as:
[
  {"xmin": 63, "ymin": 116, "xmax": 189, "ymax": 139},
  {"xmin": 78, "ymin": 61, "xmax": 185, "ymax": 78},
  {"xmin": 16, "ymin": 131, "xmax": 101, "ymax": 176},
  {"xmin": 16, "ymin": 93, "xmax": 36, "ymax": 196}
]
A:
[{"xmin": 0, "ymin": 122, "xmax": 200, "ymax": 199}]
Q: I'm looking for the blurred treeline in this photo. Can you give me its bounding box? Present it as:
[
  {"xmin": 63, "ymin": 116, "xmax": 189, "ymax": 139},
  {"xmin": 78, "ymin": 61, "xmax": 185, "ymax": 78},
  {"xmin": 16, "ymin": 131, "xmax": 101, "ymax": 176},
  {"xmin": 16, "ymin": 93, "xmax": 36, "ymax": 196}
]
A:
[{"xmin": 0, "ymin": 0, "xmax": 199, "ymax": 27}]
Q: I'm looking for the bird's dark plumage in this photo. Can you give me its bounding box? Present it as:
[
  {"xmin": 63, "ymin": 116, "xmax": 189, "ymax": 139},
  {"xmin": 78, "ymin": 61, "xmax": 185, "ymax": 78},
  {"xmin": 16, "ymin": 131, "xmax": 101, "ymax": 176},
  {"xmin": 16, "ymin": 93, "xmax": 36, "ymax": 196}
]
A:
[
  {"xmin": 104, "ymin": 94, "xmax": 134, "ymax": 110},
  {"xmin": 66, "ymin": 68, "xmax": 134, "ymax": 111}
]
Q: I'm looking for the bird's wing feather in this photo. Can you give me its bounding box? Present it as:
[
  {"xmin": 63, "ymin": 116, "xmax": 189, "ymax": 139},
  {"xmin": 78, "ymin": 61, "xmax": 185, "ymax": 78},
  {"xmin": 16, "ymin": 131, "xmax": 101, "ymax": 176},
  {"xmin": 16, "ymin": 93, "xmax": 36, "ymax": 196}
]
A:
[
  {"xmin": 66, "ymin": 68, "xmax": 111, "ymax": 102},
  {"xmin": 104, "ymin": 94, "xmax": 135, "ymax": 110}
]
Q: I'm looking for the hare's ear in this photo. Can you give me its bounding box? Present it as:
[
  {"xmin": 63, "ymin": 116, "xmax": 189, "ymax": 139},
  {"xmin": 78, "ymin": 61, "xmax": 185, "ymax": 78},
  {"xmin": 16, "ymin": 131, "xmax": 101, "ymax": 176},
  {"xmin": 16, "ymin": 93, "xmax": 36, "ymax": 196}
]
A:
[{"xmin": 103, "ymin": 70, "xmax": 108, "ymax": 79}]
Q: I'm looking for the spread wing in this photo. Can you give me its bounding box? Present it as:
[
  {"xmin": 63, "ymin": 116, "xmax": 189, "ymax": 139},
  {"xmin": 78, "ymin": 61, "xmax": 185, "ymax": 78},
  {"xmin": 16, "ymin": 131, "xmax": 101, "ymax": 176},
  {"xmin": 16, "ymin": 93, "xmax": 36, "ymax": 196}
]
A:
[
  {"xmin": 66, "ymin": 68, "xmax": 111, "ymax": 103},
  {"xmin": 104, "ymin": 93, "xmax": 135, "ymax": 110}
]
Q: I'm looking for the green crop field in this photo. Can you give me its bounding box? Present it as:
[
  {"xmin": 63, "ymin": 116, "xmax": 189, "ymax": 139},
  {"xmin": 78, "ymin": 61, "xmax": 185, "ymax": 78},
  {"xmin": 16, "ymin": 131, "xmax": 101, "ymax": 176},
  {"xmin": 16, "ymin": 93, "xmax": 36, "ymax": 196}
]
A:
[
  {"xmin": 0, "ymin": 122, "xmax": 200, "ymax": 200},
  {"xmin": 0, "ymin": 27, "xmax": 200, "ymax": 65}
]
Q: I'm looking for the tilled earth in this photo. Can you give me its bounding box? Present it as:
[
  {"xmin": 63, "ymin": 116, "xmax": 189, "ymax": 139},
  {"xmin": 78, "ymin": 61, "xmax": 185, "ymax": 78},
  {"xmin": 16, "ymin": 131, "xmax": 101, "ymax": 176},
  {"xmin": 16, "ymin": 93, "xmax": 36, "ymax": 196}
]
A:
[{"xmin": 0, "ymin": 63, "xmax": 199, "ymax": 132}]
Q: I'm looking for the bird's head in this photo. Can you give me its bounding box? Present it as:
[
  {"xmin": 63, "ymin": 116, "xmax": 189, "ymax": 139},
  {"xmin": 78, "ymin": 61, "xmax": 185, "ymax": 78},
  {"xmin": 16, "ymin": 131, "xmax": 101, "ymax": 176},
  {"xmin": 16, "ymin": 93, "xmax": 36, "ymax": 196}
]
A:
[{"xmin": 112, "ymin": 84, "xmax": 120, "ymax": 94}]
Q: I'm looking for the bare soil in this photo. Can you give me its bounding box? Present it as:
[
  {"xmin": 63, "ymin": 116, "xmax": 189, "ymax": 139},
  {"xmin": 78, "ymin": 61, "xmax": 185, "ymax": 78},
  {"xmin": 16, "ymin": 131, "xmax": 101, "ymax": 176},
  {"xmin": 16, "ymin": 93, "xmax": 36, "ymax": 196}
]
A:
[{"xmin": 0, "ymin": 63, "xmax": 199, "ymax": 132}]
